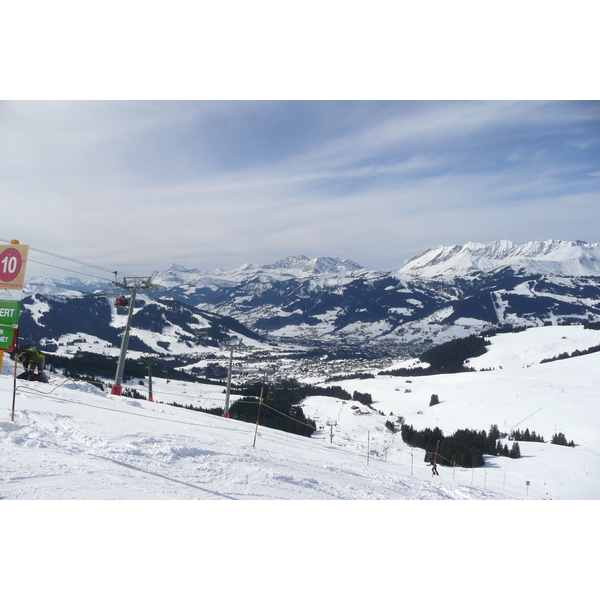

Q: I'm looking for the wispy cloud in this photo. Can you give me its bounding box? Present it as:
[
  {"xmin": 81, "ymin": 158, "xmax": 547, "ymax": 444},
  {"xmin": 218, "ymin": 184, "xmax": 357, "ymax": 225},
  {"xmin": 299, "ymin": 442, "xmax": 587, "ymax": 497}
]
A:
[{"xmin": 2, "ymin": 100, "xmax": 599, "ymax": 277}]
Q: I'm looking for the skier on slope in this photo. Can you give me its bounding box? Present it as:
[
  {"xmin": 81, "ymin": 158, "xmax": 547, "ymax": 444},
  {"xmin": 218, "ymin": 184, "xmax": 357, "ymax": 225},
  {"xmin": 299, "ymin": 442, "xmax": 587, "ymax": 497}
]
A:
[{"xmin": 428, "ymin": 456, "xmax": 439, "ymax": 476}]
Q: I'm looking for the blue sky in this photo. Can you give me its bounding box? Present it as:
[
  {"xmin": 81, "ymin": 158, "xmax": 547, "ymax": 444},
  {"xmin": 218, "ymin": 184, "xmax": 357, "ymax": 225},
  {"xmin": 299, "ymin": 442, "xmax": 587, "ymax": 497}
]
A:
[{"xmin": 2, "ymin": 100, "xmax": 599, "ymax": 279}]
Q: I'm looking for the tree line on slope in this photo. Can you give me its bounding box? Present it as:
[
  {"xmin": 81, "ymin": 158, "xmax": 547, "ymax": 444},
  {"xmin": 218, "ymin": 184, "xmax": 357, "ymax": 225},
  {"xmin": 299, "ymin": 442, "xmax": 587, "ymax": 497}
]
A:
[
  {"xmin": 400, "ymin": 423, "xmax": 519, "ymax": 468},
  {"xmin": 380, "ymin": 321, "xmax": 600, "ymax": 378},
  {"xmin": 378, "ymin": 334, "xmax": 490, "ymax": 377},
  {"xmin": 171, "ymin": 383, "xmax": 374, "ymax": 438},
  {"xmin": 400, "ymin": 422, "xmax": 575, "ymax": 468},
  {"xmin": 540, "ymin": 343, "xmax": 600, "ymax": 364}
]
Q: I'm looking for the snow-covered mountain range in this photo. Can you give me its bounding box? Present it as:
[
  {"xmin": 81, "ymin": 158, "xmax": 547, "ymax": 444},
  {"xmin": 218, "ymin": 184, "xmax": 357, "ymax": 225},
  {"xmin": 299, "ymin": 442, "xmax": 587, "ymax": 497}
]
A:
[
  {"xmin": 20, "ymin": 240, "xmax": 600, "ymax": 369},
  {"xmin": 400, "ymin": 239, "xmax": 600, "ymax": 278},
  {"xmin": 143, "ymin": 240, "xmax": 600, "ymax": 353},
  {"xmin": 149, "ymin": 255, "xmax": 372, "ymax": 292}
]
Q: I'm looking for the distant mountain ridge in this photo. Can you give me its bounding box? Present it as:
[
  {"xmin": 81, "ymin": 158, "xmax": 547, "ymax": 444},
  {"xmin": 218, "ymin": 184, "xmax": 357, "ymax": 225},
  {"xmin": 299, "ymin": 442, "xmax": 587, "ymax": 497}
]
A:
[
  {"xmin": 21, "ymin": 240, "xmax": 600, "ymax": 361},
  {"xmin": 399, "ymin": 240, "xmax": 600, "ymax": 278},
  {"xmin": 150, "ymin": 255, "xmax": 370, "ymax": 291}
]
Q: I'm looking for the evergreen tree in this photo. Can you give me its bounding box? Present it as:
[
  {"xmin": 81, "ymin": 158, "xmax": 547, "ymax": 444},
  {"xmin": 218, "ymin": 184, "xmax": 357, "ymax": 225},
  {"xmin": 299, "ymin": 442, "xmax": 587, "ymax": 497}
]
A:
[
  {"xmin": 352, "ymin": 390, "xmax": 373, "ymax": 405},
  {"xmin": 551, "ymin": 432, "xmax": 575, "ymax": 447},
  {"xmin": 385, "ymin": 420, "xmax": 397, "ymax": 433},
  {"xmin": 509, "ymin": 442, "xmax": 521, "ymax": 458},
  {"xmin": 470, "ymin": 448, "xmax": 484, "ymax": 468},
  {"xmin": 429, "ymin": 393, "xmax": 440, "ymax": 406}
]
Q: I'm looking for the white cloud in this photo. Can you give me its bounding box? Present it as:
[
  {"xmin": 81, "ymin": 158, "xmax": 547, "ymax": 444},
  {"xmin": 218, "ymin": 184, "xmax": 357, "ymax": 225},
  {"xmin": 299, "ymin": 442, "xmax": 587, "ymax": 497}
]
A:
[{"xmin": 2, "ymin": 100, "xmax": 599, "ymax": 279}]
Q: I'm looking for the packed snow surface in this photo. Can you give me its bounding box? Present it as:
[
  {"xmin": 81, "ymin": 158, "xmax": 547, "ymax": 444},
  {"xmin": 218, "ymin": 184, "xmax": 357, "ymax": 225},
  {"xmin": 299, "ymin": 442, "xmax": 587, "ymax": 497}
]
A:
[
  {"xmin": 0, "ymin": 371, "xmax": 503, "ymax": 501},
  {"xmin": 2, "ymin": 322, "xmax": 596, "ymax": 600},
  {"xmin": 2, "ymin": 325, "xmax": 598, "ymax": 501}
]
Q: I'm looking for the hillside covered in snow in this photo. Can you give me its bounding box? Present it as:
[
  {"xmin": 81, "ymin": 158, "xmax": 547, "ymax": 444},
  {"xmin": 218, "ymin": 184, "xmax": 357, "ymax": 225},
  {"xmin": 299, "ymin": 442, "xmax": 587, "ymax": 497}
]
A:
[{"xmin": 2, "ymin": 324, "xmax": 598, "ymax": 500}]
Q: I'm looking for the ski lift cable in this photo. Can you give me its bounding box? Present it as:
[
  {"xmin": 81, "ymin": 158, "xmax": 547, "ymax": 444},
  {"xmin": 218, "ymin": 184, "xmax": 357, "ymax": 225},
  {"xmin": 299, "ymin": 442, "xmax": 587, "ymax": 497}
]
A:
[
  {"xmin": 1, "ymin": 237, "xmax": 141, "ymax": 281},
  {"xmin": 27, "ymin": 259, "xmax": 116, "ymax": 282},
  {"xmin": 14, "ymin": 386, "xmax": 253, "ymax": 433},
  {"xmin": 0, "ymin": 238, "xmax": 118, "ymax": 274},
  {"xmin": 17, "ymin": 385, "xmax": 360, "ymax": 458},
  {"xmin": 261, "ymin": 402, "xmax": 318, "ymax": 432},
  {"xmin": 15, "ymin": 385, "xmax": 354, "ymax": 459},
  {"xmin": 12, "ymin": 382, "xmax": 436, "ymax": 474}
]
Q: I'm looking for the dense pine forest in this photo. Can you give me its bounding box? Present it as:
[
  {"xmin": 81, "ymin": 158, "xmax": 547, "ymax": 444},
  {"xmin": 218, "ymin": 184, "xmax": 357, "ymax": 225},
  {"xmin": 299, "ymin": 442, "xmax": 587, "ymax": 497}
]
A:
[
  {"xmin": 379, "ymin": 334, "xmax": 491, "ymax": 377},
  {"xmin": 400, "ymin": 423, "xmax": 523, "ymax": 468}
]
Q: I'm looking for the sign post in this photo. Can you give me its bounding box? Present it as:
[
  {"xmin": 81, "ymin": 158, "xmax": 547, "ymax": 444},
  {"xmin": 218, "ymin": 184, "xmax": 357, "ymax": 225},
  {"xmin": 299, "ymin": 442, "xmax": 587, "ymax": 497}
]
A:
[
  {"xmin": 0, "ymin": 243, "xmax": 29, "ymax": 299},
  {"xmin": 0, "ymin": 301, "xmax": 21, "ymax": 351},
  {"xmin": 0, "ymin": 241, "xmax": 29, "ymax": 420}
]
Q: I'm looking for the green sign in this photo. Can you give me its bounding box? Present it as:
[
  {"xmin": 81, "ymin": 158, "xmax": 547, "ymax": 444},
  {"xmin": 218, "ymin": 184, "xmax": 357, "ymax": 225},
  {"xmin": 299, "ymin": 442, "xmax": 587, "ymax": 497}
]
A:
[
  {"xmin": 0, "ymin": 301, "xmax": 20, "ymax": 350},
  {"xmin": 0, "ymin": 301, "xmax": 20, "ymax": 326},
  {"xmin": 0, "ymin": 323, "xmax": 17, "ymax": 351}
]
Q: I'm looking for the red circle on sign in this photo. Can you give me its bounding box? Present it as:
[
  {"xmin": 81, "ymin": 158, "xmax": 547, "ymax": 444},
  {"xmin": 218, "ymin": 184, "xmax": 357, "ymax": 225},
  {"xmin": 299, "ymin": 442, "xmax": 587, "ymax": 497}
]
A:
[{"xmin": 0, "ymin": 248, "xmax": 23, "ymax": 282}]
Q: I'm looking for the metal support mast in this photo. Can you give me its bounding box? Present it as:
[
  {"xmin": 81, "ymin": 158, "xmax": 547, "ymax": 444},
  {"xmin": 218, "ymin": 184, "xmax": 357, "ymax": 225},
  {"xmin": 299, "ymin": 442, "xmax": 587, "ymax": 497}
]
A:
[
  {"xmin": 222, "ymin": 337, "xmax": 244, "ymax": 418},
  {"xmin": 141, "ymin": 355, "xmax": 157, "ymax": 402},
  {"xmin": 111, "ymin": 276, "xmax": 156, "ymax": 396}
]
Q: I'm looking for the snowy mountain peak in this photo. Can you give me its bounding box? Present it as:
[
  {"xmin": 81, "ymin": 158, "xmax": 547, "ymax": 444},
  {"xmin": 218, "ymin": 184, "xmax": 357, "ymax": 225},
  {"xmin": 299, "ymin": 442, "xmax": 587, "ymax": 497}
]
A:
[
  {"xmin": 150, "ymin": 255, "xmax": 366, "ymax": 291},
  {"xmin": 167, "ymin": 263, "xmax": 189, "ymax": 273},
  {"xmin": 268, "ymin": 255, "xmax": 364, "ymax": 275},
  {"xmin": 399, "ymin": 240, "xmax": 600, "ymax": 278}
]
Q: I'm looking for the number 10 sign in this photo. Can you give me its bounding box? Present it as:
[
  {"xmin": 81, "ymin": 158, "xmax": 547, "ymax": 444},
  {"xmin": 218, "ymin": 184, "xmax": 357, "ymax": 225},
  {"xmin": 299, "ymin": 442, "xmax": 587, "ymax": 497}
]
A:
[{"xmin": 0, "ymin": 244, "xmax": 29, "ymax": 300}]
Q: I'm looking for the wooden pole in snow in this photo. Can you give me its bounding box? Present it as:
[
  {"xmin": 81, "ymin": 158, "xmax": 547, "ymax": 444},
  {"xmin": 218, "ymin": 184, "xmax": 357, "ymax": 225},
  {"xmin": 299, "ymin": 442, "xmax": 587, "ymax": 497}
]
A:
[
  {"xmin": 11, "ymin": 329, "xmax": 19, "ymax": 422},
  {"xmin": 252, "ymin": 387, "xmax": 264, "ymax": 448}
]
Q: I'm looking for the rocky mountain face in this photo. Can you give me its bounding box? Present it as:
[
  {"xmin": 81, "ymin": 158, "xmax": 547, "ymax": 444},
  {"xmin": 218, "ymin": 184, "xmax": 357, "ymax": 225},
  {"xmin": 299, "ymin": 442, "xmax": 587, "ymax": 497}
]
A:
[{"xmin": 20, "ymin": 241, "xmax": 600, "ymax": 372}]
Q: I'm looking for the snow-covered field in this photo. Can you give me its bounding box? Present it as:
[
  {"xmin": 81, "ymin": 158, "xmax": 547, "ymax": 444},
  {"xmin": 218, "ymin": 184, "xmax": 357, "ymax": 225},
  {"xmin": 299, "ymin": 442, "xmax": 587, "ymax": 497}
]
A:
[
  {"xmin": 2, "ymin": 325, "xmax": 598, "ymax": 501},
  {"xmin": 0, "ymin": 367, "xmax": 504, "ymax": 501},
  {"xmin": 2, "ymin": 325, "xmax": 597, "ymax": 597}
]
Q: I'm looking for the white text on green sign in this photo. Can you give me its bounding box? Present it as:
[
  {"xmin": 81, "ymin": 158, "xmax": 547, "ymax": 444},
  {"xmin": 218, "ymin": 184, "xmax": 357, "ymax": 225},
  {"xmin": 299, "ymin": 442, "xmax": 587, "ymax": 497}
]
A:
[
  {"xmin": 0, "ymin": 301, "xmax": 20, "ymax": 326},
  {"xmin": 0, "ymin": 324, "xmax": 17, "ymax": 350}
]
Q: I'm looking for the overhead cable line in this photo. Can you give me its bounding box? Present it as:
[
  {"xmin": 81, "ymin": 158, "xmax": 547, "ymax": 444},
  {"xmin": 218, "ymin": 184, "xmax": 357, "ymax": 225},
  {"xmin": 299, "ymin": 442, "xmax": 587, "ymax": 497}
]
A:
[
  {"xmin": 12, "ymin": 380, "xmax": 463, "ymax": 475},
  {"xmin": 27, "ymin": 259, "xmax": 116, "ymax": 282},
  {"xmin": 16, "ymin": 386, "xmax": 252, "ymax": 433},
  {"xmin": 0, "ymin": 236, "xmax": 136, "ymax": 280}
]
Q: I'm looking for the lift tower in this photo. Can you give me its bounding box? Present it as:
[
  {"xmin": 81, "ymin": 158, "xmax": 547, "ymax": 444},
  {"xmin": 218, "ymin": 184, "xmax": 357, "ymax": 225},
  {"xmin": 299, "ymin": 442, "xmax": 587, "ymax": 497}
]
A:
[
  {"xmin": 141, "ymin": 354, "xmax": 158, "ymax": 402},
  {"xmin": 221, "ymin": 336, "xmax": 244, "ymax": 417},
  {"xmin": 111, "ymin": 276, "xmax": 157, "ymax": 396}
]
